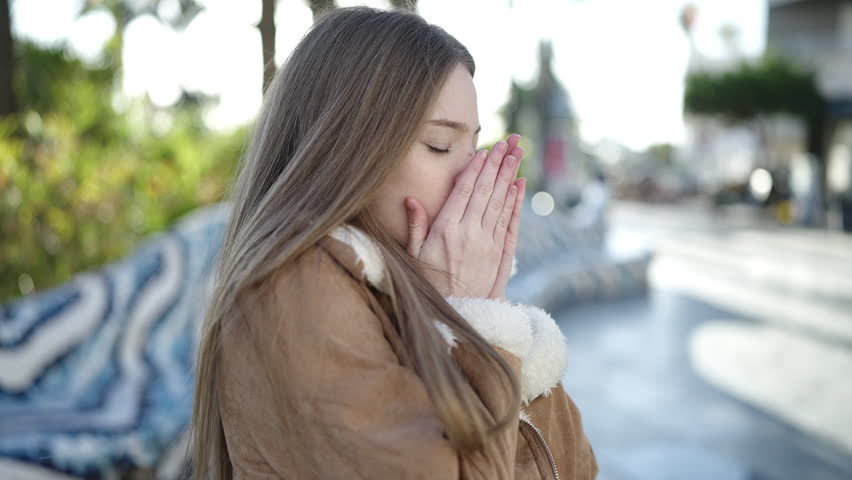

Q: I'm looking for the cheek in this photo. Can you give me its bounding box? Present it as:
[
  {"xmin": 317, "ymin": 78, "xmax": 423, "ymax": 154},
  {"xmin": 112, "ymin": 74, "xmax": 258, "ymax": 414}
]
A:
[
  {"xmin": 367, "ymin": 165, "xmax": 453, "ymax": 244},
  {"xmin": 406, "ymin": 166, "xmax": 456, "ymax": 224},
  {"xmin": 370, "ymin": 148, "xmax": 466, "ymax": 243}
]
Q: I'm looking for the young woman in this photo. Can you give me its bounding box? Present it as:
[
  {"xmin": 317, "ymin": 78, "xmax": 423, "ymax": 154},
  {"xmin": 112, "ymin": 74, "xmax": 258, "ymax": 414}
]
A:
[{"xmin": 190, "ymin": 6, "xmax": 598, "ymax": 480}]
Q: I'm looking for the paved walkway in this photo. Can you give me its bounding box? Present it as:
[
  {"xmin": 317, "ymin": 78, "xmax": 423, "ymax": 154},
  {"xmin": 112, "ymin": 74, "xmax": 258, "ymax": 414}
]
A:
[{"xmin": 555, "ymin": 201, "xmax": 852, "ymax": 480}]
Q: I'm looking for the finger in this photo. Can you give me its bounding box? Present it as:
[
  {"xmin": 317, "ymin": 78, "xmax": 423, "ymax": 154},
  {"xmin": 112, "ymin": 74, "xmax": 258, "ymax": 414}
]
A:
[
  {"xmin": 489, "ymin": 177, "xmax": 524, "ymax": 300},
  {"xmin": 506, "ymin": 133, "xmax": 521, "ymax": 153},
  {"xmin": 500, "ymin": 136, "xmax": 523, "ymax": 190},
  {"xmin": 463, "ymin": 140, "xmax": 509, "ymax": 225},
  {"xmin": 435, "ymin": 149, "xmax": 488, "ymax": 225},
  {"xmin": 405, "ymin": 196, "xmax": 427, "ymax": 257},
  {"xmin": 506, "ymin": 135, "xmax": 521, "ymax": 173},
  {"xmin": 485, "ymin": 143, "xmax": 523, "ymax": 231},
  {"xmin": 493, "ymin": 182, "xmax": 519, "ymax": 243},
  {"xmin": 489, "ymin": 188, "xmax": 519, "ymax": 300},
  {"xmin": 482, "ymin": 154, "xmax": 517, "ymax": 231},
  {"xmin": 504, "ymin": 178, "xmax": 525, "ymax": 256},
  {"xmin": 508, "ymin": 145, "xmax": 523, "ymax": 183},
  {"xmin": 510, "ymin": 145, "xmax": 524, "ymax": 165}
]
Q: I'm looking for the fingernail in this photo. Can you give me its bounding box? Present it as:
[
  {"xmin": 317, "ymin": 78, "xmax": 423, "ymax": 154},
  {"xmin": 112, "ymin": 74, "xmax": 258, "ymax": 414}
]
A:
[
  {"xmin": 505, "ymin": 155, "xmax": 515, "ymax": 168},
  {"xmin": 405, "ymin": 198, "xmax": 414, "ymax": 211},
  {"xmin": 496, "ymin": 141, "xmax": 507, "ymax": 153}
]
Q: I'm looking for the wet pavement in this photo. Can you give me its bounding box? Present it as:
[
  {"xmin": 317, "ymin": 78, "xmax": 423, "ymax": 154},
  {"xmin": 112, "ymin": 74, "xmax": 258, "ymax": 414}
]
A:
[{"xmin": 553, "ymin": 201, "xmax": 852, "ymax": 480}]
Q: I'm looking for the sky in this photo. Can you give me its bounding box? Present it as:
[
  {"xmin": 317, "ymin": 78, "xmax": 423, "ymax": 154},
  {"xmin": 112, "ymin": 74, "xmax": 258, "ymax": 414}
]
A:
[{"xmin": 10, "ymin": 0, "xmax": 767, "ymax": 151}]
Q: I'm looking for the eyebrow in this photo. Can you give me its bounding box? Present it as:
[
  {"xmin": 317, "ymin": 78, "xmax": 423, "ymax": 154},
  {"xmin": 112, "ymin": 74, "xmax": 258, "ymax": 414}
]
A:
[{"xmin": 427, "ymin": 119, "xmax": 482, "ymax": 135}]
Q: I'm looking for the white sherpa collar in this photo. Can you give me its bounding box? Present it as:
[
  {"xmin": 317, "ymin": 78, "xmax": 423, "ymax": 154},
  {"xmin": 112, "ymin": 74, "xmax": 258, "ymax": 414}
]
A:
[
  {"xmin": 328, "ymin": 223, "xmax": 568, "ymax": 405},
  {"xmin": 329, "ymin": 224, "xmax": 392, "ymax": 294}
]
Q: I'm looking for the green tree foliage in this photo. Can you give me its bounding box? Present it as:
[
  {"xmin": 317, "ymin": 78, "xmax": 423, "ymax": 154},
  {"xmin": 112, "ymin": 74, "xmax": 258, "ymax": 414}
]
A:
[
  {"xmin": 13, "ymin": 41, "xmax": 121, "ymax": 142},
  {"xmin": 684, "ymin": 54, "xmax": 824, "ymax": 124},
  {"xmin": 684, "ymin": 53, "xmax": 828, "ymax": 210},
  {"xmin": 0, "ymin": 41, "xmax": 246, "ymax": 302}
]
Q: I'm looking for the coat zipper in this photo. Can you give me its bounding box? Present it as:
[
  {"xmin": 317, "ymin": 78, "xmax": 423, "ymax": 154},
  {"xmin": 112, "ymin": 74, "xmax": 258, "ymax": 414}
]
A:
[{"xmin": 520, "ymin": 417, "xmax": 560, "ymax": 480}]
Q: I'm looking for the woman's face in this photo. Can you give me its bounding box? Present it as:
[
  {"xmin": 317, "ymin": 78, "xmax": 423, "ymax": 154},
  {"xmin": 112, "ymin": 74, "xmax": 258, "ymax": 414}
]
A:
[{"xmin": 369, "ymin": 63, "xmax": 480, "ymax": 245}]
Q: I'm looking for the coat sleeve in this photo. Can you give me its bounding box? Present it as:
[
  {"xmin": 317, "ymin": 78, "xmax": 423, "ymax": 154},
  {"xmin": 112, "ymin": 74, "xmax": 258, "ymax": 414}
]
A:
[
  {"xmin": 219, "ymin": 246, "xmax": 526, "ymax": 480},
  {"xmin": 492, "ymin": 301, "xmax": 599, "ymax": 479},
  {"xmin": 445, "ymin": 298, "xmax": 569, "ymax": 406}
]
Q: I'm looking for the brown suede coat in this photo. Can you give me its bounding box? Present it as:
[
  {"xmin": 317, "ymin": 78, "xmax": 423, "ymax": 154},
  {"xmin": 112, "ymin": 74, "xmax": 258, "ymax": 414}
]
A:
[{"xmin": 218, "ymin": 223, "xmax": 599, "ymax": 479}]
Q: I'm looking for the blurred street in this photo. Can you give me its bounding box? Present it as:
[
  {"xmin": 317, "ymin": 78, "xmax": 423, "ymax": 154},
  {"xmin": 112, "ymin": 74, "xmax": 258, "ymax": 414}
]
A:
[{"xmin": 557, "ymin": 200, "xmax": 852, "ymax": 480}]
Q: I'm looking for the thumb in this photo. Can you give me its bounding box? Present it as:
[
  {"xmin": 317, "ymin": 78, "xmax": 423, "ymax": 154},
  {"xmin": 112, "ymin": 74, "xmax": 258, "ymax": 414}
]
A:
[{"xmin": 405, "ymin": 196, "xmax": 427, "ymax": 257}]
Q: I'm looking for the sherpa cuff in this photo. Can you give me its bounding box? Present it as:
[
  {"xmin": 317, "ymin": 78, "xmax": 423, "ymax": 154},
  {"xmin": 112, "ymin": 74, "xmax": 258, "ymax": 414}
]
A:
[{"xmin": 441, "ymin": 297, "xmax": 568, "ymax": 405}]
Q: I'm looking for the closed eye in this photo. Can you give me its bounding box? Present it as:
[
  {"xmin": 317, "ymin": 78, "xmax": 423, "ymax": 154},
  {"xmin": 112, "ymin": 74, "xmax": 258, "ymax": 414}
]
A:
[{"xmin": 427, "ymin": 145, "xmax": 450, "ymax": 154}]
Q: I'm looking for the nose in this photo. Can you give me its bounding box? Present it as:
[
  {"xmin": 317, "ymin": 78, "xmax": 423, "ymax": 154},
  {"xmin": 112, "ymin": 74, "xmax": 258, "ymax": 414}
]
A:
[
  {"xmin": 453, "ymin": 152, "xmax": 475, "ymax": 184},
  {"xmin": 462, "ymin": 147, "xmax": 479, "ymax": 171}
]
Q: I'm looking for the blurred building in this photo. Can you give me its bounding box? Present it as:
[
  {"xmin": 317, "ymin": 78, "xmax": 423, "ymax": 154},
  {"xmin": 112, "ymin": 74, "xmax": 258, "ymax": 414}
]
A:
[
  {"xmin": 502, "ymin": 40, "xmax": 587, "ymax": 208},
  {"xmin": 680, "ymin": 1, "xmax": 852, "ymax": 228},
  {"xmin": 768, "ymin": 0, "xmax": 852, "ymax": 103},
  {"xmin": 768, "ymin": 0, "xmax": 852, "ymax": 227},
  {"xmin": 680, "ymin": 3, "xmax": 773, "ymax": 197}
]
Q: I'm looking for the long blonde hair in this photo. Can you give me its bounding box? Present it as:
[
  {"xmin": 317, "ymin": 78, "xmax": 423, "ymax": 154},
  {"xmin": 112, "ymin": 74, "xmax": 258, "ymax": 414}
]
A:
[{"xmin": 189, "ymin": 6, "xmax": 521, "ymax": 479}]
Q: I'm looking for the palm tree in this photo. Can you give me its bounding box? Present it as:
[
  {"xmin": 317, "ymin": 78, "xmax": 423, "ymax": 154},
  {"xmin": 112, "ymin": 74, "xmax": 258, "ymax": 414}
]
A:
[
  {"xmin": 260, "ymin": 0, "xmax": 277, "ymax": 92},
  {"xmin": 260, "ymin": 0, "xmax": 417, "ymax": 94},
  {"xmin": 0, "ymin": 0, "xmax": 15, "ymax": 116},
  {"xmin": 307, "ymin": 0, "xmax": 337, "ymax": 20},
  {"xmin": 388, "ymin": 0, "xmax": 417, "ymax": 11}
]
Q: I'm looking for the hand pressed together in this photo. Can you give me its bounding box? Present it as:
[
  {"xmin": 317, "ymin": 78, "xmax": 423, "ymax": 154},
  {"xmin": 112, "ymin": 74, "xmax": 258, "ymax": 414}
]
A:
[{"xmin": 404, "ymin": 134, "xmax": 526, "ymax": 300}]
